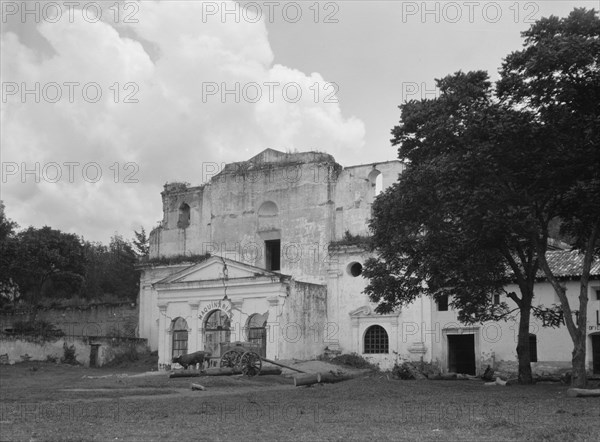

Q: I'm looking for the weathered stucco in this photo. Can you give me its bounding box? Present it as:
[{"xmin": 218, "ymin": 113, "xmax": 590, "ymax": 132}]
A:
[
  {"xmin": 0, "ymin": 303, "xmax": 138, "ymax": 338},
  {"xmin": 148, "ymin": 149, "xmax": 404, "ymax": 284},
  {"xmin": 139, "ymin": 148, "xmax": 600, "ymax": 374},
  {"xmin": 0, "ymin": 334, "xmax": 149, "ymax": 367}
]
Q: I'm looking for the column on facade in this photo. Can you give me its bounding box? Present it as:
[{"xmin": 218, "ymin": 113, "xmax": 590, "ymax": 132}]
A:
[
  {"xmin": 351, "ymin": 316, "xmax": 360, "ymax": 354},
  {"xmin": 157, "ymin": 303, "xmax": 168, "ymax": 368},
  {"xmin": 266, "ymin": 296, "xmax": 281, "ymax": 360},
  {"xmin": 390, "ymin": 314, "xmax": 400, "ymax": 356},
  {"xmin": 231, "ymin": 299, "xmax": 244, "ymax": 343},
  {"xmin": 327, "ymin": 268, "xmax": 342, "ymax": 352},
  {"xmin": 189, "ymin": 302, "xmax": 200, "ymax": 351}
]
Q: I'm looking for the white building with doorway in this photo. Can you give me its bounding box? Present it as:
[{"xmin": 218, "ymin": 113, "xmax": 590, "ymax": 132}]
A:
[{"xmin": 137, "ymin": 149, "xmax": 600, "ymax": 376}]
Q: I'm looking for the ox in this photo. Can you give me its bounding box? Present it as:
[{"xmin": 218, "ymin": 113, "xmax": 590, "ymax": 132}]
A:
[{"xmin": 172, "ymin": 351, "xmax": 212, "ymax": 369}]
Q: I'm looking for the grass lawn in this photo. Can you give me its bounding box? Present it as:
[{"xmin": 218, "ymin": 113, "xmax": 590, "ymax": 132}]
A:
[{"xmin": 1, "ymin": 362, "xmax": 599, "ymax": 441}]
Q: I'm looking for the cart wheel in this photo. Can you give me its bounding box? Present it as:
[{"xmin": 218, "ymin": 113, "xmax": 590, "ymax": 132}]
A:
[
  {"xmin": 220, "ymin": 350, "xmax": 241, "ymax": 368},
  {"xmin": 240, "ymin": 351, "xmax": 262, "ymax": 377}
]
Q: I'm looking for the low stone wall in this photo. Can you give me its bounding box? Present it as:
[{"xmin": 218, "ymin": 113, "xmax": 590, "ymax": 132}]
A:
[
  {"xmin": 0, "ymin": 303, "xmax": 139, "ymax": 338},
  {"xmin": 490, "ymin": 358, "xmax": 592, "ymax": 377},
  {"xmin": 0, "ymin": 334, "xmax": 149, "ymax": 367}
]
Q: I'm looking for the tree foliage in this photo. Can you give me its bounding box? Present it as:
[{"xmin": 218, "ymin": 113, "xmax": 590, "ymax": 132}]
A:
[
  {"xmin": 365, "ymin": 8, "xmax": 599, "ymax": 387},
  {"xmin": 132, "ymin": 226, "xmax": 150, "ymax": 258},
  {"xmin": 498, "ymin": 7, "xmax": 600, "ymax": 387},
  {"xmin": 364, "ymin": 71, "xmax": 548, "ymax": 383},
  {"xmin": 0, "ymin": 204, "xmax": 140, "ymax": 307}
]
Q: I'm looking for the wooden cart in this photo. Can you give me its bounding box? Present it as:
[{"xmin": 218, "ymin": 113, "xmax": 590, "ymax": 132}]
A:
[{"xmin": 219, "ymin": 341, "xmax": 305, "ymax": 377}]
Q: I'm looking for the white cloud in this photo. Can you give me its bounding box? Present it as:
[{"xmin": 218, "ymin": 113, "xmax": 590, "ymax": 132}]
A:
[{"xmin": 1, "ymin": 0, "xmax": 365, "ymax": 243}]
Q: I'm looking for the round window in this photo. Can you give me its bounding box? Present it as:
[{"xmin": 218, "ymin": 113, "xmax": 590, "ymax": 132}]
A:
[{"xmin": 347, "ymin": 262, "xmax": 363, "ymax": 277}]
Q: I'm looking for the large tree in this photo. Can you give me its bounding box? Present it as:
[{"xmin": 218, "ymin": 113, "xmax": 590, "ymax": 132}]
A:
[
  {"xmin": 0, "ymin": 202, "xmax": 20, "ymax": 305},
  {"xmin": 10, "ymin": 226, "xmax": 87, "ymax": 304},
  {"xmin": 365, "ymin": 9, "xmax": 599, "ymax": 387},
  {"xmin": 364, "ymin": 71, "xmax": 556, "ymax": 384},
  {"xmin": 132, "ymin": 227, "xmax": 150, "ymax": 259},
  {"xmin": 497, "ymin": 8, "xmax": 600, "ymax": 387}
]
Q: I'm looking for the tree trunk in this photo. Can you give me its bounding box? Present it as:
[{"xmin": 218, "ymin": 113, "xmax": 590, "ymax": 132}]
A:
[
  {"xmin": 571, "ymin": 336, "xmax": 587, "ymax": 388},
  {"xmin": 516, "ymin": 301, "xmax": 533, "ymax": 384},
  {"xmin": 567, "ymin": 388, "xmax": 600, "ymax": 397}
]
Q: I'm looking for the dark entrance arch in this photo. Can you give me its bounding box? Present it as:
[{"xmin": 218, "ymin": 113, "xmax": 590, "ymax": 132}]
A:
[
  {"xmin": 204, "ymin": 310, "xmax": 231, "ymax": 357},
  {"xmin": 246, "ymin": 313, "xmax": 267, "ymax": 357}
]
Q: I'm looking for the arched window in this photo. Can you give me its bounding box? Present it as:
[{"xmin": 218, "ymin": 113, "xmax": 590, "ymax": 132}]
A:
[
  {"xmin": 368, "ymin": 169, "xmax": 383, "ymax": 196},
  {"xmin": 258, "ymin": 201, "xmax": 278, "ymax": 217},
  {"xmin": 529, "ymin": 333, "xmax": 538, "ymax": 363},
  {"xmin": 364, "ymin": 325, "xmax": 389, "ymax": 354},
  {"xmin": 246, "ymin": 313, "xmax": 268, "ymax": 357},
  {"xmin": 178, "ymin": 203, "xmax": 190, "ymax": 229},
  {"xmin": 172, "ymin": 317, "xmax": 188, "ymax": 358}
]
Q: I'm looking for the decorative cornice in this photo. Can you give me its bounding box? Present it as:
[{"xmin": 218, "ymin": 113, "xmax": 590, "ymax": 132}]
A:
[{"xmin": 266, "ymin": 296, "xmax": 280, "ymax": 307}]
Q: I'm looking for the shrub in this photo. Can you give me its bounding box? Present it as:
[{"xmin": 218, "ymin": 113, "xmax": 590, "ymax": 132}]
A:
[
  {"xmin": 330, "ymin": 353, "xmax": 379, "ymax": 370},
  {"xmin": 61, "ymin": 342, "xmax": 79, "ymax": 365},
  {"xmin": 392, "ymin": 362, "xmax": 415, "ymax": 380}
]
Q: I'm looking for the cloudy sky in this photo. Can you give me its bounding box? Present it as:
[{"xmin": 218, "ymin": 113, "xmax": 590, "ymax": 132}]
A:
[{"xmin": 1, "ymin": 0, "xmax": 596, "ymax": 243}]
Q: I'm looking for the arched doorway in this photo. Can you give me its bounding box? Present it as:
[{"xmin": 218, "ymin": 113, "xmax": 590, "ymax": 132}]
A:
[
  {"xmin": 171, "ymin": 317, "xmax": 188, "ymax": 359},
  {"xmin": 204, "ymin": 310, "xmax": 231, "ymax": 357},
  {"xmin": 247, "ymin": 313, "xmax": 268, "ymax": 357}
]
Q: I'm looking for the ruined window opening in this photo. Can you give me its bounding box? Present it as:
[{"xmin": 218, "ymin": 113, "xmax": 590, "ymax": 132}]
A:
[
  {"xmin": 258, "ymin": 201, "xmax": 279, "ymax": 217},
  {"xmin": 493, "ymin": 294, "xmax": 500, "ymax": 305},
  {"xmin": 347, "ymin": 262, "xmax": 363, "ymax": 277},
  {"xmin": 364, "ymin": 325, "xmax": 388, "ymax": 354},
  {"xmin": 178, "ymin": 203, "xmax": 190, "ymax": 229},
  {"xmin": 529, "ymin": 334, "xmax": 538, "ymax": 363},
  {"xmin": 368, "ymin": 169, "xmax": 383, "ymax": 197},
  {"xmin": 375, "ymin": 173, "xmax": 383, "ymax": 196},
  {"xmin": 172, "ymin": 317, "xmax": 188, "ymax": 359},
  {"xmin": 265, "ymin": 239, "xmax": 280, "ymax": 271},
  {"xmin": 595, "ymin": 288, "xmax": 600, "ymax": 301},
  {"xmin": 438, "ymin": 294, "xmax": 449, "ymax": 311}
]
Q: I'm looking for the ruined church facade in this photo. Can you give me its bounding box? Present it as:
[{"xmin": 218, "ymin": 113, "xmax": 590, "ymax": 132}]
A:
[
  {"xmin": 138, "ymin": 149, "xmax": 600, "ymax": 375},
  {"xmin": 138, "ymin": 148, "xmax": 418, "ymax": 369}
]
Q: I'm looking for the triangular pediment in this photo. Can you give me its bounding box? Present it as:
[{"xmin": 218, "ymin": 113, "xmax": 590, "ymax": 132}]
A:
[{"xmin": 156, "ymin": 256, "xmax": 286, "ymax": 285}]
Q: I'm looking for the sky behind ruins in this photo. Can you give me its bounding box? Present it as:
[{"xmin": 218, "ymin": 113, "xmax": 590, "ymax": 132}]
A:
[{"xmin": 1, "ymin": 1, "xmax": 596, "ymax": 243}]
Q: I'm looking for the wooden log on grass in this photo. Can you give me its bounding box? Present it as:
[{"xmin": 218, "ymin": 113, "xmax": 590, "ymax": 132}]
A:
[
  {"xmin": 293, "ymin": 372, "xmax": 358, "ymax": 387},
  {"xmin": 170, "ymin": 366, "xmax": 282, "ymax": 378},
  {"xmin": 191, "ymin": 383, "xmax": 206, "ymax": 391},
  {"xmin": 567, "ymin": 388, "xmax": 600, "ymax": 398},
  {"xmin": 293, "ymin": 373, "xmax": 321, "ymax": 386}
]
